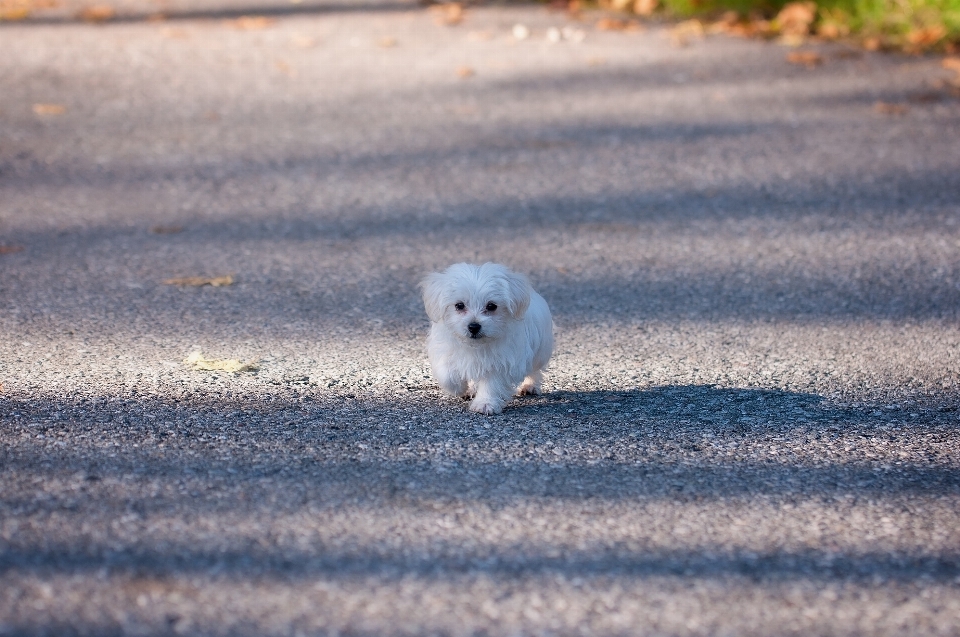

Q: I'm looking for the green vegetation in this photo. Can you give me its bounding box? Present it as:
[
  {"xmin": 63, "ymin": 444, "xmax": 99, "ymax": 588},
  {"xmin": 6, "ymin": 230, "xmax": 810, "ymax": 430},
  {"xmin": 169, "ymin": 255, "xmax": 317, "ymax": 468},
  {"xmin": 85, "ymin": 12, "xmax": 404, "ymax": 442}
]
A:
[{"xmin": 599, "ymin": 0, "xmax": 960, "ymax": 52}]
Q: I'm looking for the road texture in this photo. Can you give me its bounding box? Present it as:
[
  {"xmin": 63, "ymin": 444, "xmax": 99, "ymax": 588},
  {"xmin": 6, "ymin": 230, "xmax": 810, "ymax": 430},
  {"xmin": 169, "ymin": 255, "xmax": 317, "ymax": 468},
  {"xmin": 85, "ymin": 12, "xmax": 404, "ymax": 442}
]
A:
[{"xmin": 2, "ymin": 0, "xmax": 960, "ymax": 634}]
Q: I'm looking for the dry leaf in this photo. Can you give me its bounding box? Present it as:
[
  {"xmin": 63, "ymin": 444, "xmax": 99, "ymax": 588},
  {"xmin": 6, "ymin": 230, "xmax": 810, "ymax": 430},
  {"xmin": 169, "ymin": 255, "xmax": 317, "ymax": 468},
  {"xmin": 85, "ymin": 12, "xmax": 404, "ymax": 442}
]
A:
[
  {"xmin": 229, "ymin": 15, "xmax": 274, "ymax": 30},
  {"xmin": 669, "ymin": 19, "xmax": 703, "ymax": 46},
  {"xmin": 290, "ymin": 34, "xmax": 316, "ymax": 48},
  {"xmin": 588, "ymin": 56, "xmax": 607, "ymax": 66},
  {"xmin": 874, "ymin": 101, "xmax": 908, "ymax": 115},
  {"xmin": 775, "ymin": 1, "xmax": 816, "ymax": 36},
  {"xmin": 0, "ymin": 245, "xmax": 25, "ymax": 255},
  {"xmin": 32, "ymin": 103, "xmax": 66, "ymax": 115},
  {"xmin": 430, "ymin": 2, "xmax": 463, "ymax": 26},
  {"xmin": 184, "ymin": 352, "xmax": 258, "ymax": 373},
  {"xmin": 150, "ymin": 225, "xmax": 183, "ymax": 234},
  {"xmin": 943, "ymin": 57, "xmax": 960, "ymax": 73},
  {"xmin": 78, "ymin": 4, "xmax": 114, "ymax": 22},
  {"xmin": 633, "ymin": 0, "xmax": 657, "ymax": 16},
  {"xmin": 456, "ymin": 65, "xmax": 474, "ymax": 78},
  {"xmin": 786, "ymin": 51, "xmax": 823, "ymax": 67},
  {"xmin": 160, "ymin": 27, "xmax": 188, "ymax": 39},
  {"xmin": 778, "ymin": 33, "xmax": 806, "ymax": 46},
  {"xmin": 377, "ymin": 36, "xmax": 397, "ymax": 47},
  {"xmin": 862, "ymin": 36, "xmax": 881, "ymax": 51},
  {"xmin": 909, "ymin": 91, "xmax": 942, "ymax": 103},
  {"xmin": 596, "ymin": 17, "xmax": 642, "ymax": 32},
  {"xmin": 0, "ymin": 6, "xmax": 29, "ymax": 19},
  {"xmin": 163, "ymin": 275, "xmax": 233, "ymax": 287},
  {"xmin": 905, "ymin": 25, "xmax": 945, "ymax": 51}
]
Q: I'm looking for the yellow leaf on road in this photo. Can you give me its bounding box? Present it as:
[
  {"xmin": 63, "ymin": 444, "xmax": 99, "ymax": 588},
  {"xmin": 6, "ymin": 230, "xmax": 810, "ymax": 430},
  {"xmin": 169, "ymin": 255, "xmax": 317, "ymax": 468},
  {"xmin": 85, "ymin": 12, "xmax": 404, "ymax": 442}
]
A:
[
  {"xmin": 163, "ymin": 275, "xmax": 233, "ymax": 287},
  {"xmin": 78, "ymin": 4, "xmax": 114, "ymax": 22},
  {"xmin": 33, "ymin": 103, "xmax": 66, "ymax": 115},
  {"xmin": 229, "ymin": 15, "xmax": 274, "ymax": 30},
  {"xmin": 786, "ymin": 51, "xmax": 823, "ymax": 67},
  {"xmin": 874, "ymin": 101, "xmax": 908, "ymax": 115}
]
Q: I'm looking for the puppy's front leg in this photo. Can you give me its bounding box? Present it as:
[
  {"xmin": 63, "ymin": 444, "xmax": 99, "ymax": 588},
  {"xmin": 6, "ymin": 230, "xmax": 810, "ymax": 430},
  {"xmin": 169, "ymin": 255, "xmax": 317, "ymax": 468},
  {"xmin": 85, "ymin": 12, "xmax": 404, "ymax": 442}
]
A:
[
  {"xmin": 469, "ymin": 377, "xmax": 512, "ymax": 415},
  {"xmin": 433, "ymin": 360, "xmax": 470, "ymax": 398}
]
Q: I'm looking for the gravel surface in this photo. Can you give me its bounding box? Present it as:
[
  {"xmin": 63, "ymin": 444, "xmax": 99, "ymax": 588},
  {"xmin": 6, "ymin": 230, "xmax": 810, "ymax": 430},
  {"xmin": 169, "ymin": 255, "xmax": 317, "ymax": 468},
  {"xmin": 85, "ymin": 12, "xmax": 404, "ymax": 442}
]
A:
[{"xmin": 2, "ymin": 1, "xmax": 960, "ymax": 635}]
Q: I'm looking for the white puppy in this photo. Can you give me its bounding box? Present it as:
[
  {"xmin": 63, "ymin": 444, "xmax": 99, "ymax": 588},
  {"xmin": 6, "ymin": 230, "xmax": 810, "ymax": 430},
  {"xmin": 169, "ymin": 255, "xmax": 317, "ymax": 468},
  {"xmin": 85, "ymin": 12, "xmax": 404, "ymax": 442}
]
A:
[{"xmin": 420, "ymin": 263, "xmax": 553, "ymax": 414}]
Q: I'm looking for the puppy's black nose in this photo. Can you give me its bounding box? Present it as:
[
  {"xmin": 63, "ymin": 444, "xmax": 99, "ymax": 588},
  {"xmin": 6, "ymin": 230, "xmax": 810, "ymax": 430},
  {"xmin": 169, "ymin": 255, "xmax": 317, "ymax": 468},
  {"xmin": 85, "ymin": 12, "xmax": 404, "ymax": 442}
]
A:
[{"xmin": 468, "ymin": 322, "xmax": 482, "ymax": 336}]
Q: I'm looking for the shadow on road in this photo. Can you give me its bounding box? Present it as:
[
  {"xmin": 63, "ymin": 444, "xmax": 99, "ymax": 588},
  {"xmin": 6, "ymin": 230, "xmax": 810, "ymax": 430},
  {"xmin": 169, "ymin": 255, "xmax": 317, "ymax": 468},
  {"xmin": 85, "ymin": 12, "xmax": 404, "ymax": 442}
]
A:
[{"xmin": 0, "ymin": 0, "xmax": 417, "ymax": 26}]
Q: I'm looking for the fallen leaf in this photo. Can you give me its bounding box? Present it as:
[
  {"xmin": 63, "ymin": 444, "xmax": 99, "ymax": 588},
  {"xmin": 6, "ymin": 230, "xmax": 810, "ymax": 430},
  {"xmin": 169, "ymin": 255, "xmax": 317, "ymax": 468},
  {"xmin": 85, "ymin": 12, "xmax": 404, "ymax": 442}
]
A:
[
  {"xmin": 0, "ymin": 5, "xmax": 30, "ymax": 20},
  {"xmin": 0, "ymin": 245, "xmax": 25, "ymax": 254},
  {"xmin": 862, "ymin": 36, "xmax": 881, "ymax": 51},
  {"xmin": 290, "ymin": 34, "xmax": 316, "ymax": 48},
  {"xmin": 669, "ymin": 19, "xmax": 703, "ymax": 46},
  {"xmin": 777, "ymin": 33, "xmax": 806, "ymax": 46},
  {"xmin": 430, "ymin": 2, "xmax": 463, "ymax": 26},
  {"xmin": 150, "ymin": 225, "xmax": 183, "ymax": 234},
  {"xmin": 786, "ymin": 50, "xmax": 823, "ymax": 67},
  {"xmin": 909, "ymin": 91, "xmax": 942, "ymax": 103},
  {"xmin": 184, "ymin": 352, "xmax": 258, "ymax": 373},
  {"xmin": 456, "ymin": 65, "xmax": 474, "ymax": 78},
  {"xmin": 943, "ymin": 57, "xmax": 960, "ymax": 73},
  {"xmin": 588, "ymin": 56, "xmax": 607, "ymax": 66},
  {"xmin": 160, "ymin": 27, "xmax": 188, "ymax": 39},
  {"xmin": 775, "ymin": 1, "xmax": 816, "ymax": 36},
  {"xmin": 163, "ymin": 275, "xmax": 233, "ymax": 287},
  {"xmin": 377, "ymin": 36, "xmax": 397, "ymax": 47},
  {"xmin": 905, "ymin": 25, "xmax": 945, "ymax": 51},
  {"xmin": 633, "ymin": 0, "xmax": 657, "ymax": 16},
  {"xmin": 32, "ymin": 103, "xmax": 66, "ymax": 115},
  {"xmin": 596, "ymin": 17, "xmax": 627, "ymax": 31},
  {"xmin": 229, "ymin": 15, "xmax": 274, "ymax": 30},
  {"xmin": 78, "ymin": 4, "xmax": 114, "ymax": 22},
  {"xmin": 874, "ymin": 101, "xmax": 908, "ymax": 115}
]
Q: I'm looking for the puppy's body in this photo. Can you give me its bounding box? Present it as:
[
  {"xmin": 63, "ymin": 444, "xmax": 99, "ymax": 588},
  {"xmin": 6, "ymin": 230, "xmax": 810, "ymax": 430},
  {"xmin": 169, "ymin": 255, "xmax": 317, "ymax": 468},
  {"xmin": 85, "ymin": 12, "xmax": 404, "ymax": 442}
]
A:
[{"xmin": 421, "ymin": 263, "xmax": 553, "ymax": 415}]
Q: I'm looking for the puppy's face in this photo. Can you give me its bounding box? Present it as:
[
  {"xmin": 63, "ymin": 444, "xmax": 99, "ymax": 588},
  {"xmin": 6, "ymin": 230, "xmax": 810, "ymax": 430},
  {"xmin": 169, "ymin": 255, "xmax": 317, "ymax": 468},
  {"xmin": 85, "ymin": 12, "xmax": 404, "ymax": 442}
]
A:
[{"xmin": 421, "ymin": 263, "xmax": 531, "ymax": 344}]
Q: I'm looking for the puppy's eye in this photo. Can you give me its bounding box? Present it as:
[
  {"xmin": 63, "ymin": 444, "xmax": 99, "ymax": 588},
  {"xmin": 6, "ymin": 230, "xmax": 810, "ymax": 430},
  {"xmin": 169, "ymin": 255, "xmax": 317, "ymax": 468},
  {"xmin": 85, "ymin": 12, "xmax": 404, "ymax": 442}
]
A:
[
  {"xmin": 485, "ymin": 302, "xmax": 497, "ymax": 312},
  {"xmin": 454, "ymin": 302, "xmax": 466, "ymax": 311}
]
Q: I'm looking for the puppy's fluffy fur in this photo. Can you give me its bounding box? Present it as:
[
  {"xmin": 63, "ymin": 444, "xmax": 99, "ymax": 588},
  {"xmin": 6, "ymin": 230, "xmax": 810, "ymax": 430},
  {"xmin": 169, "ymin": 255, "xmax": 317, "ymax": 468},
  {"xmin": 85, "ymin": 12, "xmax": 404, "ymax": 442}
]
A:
[{"xmin": 420, "ymin": 263, "xmax": 553, "ymax": 414}]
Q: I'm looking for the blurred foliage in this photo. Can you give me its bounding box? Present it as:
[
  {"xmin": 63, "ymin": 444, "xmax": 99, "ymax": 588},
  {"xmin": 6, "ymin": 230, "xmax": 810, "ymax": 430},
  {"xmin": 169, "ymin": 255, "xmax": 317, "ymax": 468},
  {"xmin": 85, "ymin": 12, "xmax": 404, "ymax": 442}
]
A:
[{"xmin": 591, "ymin": 0, "xmax": 960, "ymax": 51}]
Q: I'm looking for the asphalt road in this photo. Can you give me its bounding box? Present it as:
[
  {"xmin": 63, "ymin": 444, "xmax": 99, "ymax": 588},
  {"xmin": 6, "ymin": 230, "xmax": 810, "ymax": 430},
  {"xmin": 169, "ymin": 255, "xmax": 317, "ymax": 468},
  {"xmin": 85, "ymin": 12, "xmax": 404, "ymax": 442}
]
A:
[{"xmin": 2, "ymin": 1, "xmax": 960, "ymax": 635}]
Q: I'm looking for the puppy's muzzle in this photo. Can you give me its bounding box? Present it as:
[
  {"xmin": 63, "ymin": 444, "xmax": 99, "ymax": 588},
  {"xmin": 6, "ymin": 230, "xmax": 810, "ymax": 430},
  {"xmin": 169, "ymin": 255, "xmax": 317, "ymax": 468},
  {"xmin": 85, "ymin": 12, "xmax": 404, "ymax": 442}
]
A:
[{"xmin": 468, "ymin": 322, "xmax": 482, "ymax": 338}]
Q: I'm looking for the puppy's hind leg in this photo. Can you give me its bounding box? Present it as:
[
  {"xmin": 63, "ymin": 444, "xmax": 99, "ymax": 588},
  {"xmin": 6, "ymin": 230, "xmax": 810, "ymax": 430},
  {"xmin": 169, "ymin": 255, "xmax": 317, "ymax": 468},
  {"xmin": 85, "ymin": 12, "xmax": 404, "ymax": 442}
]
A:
[{"xmin": 517, "ymin": 369, "xmax": 543, "ymax": 396}]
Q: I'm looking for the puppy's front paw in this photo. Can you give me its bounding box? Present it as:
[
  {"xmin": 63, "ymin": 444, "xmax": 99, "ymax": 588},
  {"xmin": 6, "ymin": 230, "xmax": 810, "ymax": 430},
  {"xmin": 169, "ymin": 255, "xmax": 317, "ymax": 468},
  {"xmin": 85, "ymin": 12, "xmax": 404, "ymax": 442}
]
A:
[
  {"xmin": 469, "ymin": 398, "xmax": 504, "ymax": 415},
  {"xmin": 516, "ymin": 380, "xmax": 541, "ymax": 396}
]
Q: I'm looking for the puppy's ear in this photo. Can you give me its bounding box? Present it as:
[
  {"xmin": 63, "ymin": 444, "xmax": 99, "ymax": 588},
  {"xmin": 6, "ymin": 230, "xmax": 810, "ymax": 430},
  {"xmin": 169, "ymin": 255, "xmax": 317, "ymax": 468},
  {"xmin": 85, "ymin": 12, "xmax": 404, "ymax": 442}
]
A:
[
  {"xmin": 502, "ymin": 270, "xmax": 532, "ymax": 319},
  {"xmin": 419, "ymin": 272, "xmax": 448, "ymax": 323}
]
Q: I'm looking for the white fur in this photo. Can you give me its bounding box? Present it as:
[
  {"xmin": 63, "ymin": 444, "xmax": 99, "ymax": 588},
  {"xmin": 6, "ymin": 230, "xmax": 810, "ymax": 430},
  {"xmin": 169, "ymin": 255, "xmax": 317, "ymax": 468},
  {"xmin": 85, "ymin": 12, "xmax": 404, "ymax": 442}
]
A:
[{"xmin": 420, "ymin": 263, "xmax": 554, "ymax": 415}]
